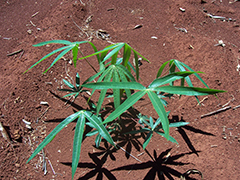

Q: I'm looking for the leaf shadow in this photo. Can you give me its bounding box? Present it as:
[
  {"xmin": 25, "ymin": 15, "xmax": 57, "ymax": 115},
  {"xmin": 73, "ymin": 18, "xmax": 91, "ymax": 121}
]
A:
[
  {"xmin": 61, "ymin": 152, "xmax": 117, "ymax": 180},
  {"xmin": 93, "ymin": 140, "xmax": 118, "ymax": 162},
  {"xmin": 49, "ymin": 90, "xmax": 84, "ymax": 111},
  {"xmin": 170, "ymin": 115, "xmax": 214, "ymax": 157},
  {"xmin": 113, "ymin": 121, "xmax": 143, "ymax": 159},
  {"xmin": 111, "ymin": 148, "xmax": 198, "ymax": 180}
]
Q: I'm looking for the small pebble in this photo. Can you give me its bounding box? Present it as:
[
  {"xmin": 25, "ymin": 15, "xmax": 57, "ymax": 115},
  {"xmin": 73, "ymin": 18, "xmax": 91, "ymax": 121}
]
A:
[
  {"xmin": 179, "ymin": 7, "xmax": 185, "ymax": 12},
  {"xmin": 151, "ymin": 36, "xmax": 158, "ymax": 39},
  {"xmin": 27, "ymin": 29, "xmax": 32, "ymax": 34}
]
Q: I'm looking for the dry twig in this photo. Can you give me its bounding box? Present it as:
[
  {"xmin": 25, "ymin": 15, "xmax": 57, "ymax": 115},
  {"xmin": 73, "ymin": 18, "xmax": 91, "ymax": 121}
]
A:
[
  {"xmin": 222, "ymin": 95, "xmax": 235, "ymax": 107},
  {"xmin": 36, "ymin": 107, "xmax": 50, "ymax": 123},
  {"xmin": 31, "ymin": 12, "xmax": 39, "ymax": 17},
  {"xmin": 7, "ymin": 49, "xmax": 23, "ymax": 56},
  {"xmin": 48, "ymin": 159, "xmax": 56, "ymax": 175},
  {"xmin": 233, "ymin": 105, "xmax": 240, "ymax": 110},
  {"xmin": 197, "ymin": 96, "xmax": 208, "ymax": 106},
  {"xmin": 201, "ymin": 106, "xmax": 231, "ymax": 118},
  {"xmin": 114, "ymin": 142, "xmax": 142, "ymax": 163}
]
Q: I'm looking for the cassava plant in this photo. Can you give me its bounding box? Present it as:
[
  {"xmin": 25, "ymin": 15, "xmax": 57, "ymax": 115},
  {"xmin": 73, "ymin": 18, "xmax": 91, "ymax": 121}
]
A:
[{"xmin": 25, "ymin": 40, "xmax": 225, "ymax": 179}]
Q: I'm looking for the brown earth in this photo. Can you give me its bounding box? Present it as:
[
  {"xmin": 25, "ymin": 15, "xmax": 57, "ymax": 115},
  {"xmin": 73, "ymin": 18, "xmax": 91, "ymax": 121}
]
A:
[{"xmin": 1, "ymin": 0, "xmax": 240, "ymax": 179}]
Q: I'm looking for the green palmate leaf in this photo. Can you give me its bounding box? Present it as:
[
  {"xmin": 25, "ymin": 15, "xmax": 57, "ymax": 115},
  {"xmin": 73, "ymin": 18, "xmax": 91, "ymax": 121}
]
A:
[
  {"xmin": 126, "ymin": 63, "xmax": 131, "ymax": 72},
  {"xmin": 143, "ymin": 131, "xmax": 153, "ymax": 149},
  {"xmin": 85, "ymin": 129, "xmax": 98, "ymax": 136},
  {"xmin": 103, "ymin": 43, "xmax": 125, "ymax": 63},
  {"xmin": 147, "ymin": 91, "xmax": 169, "ymax": 140},
  {"xmin": 149, "ymin": 71, "xmax": 202, "ymax": 88},
  {"xmin": 169, "ymin": 122, "xmax": 189, "ymax": 127},
  {"xmin": 86, "ymin": 41, "xmax": 100, "ymax": 63},
  {"xmin": 117, "ymin": 65, "xmax": 136, "ymax": 82},
  {"xmin": 155, "ymin": 131, "xmax": 178, "ymax": 144},
  {"xmin": 85, "ymin": 122, "xmax": 95, "ymax": 128},
  {"xmin": 44, "ymin": 46, "xmax": 73, "ymax": 73},
  {"xmin": 173, "ymin": 60, "xmax": 202, "ymax": 103},
  {"xmin": 141, "ymin": 119, "xmax": 151, "ymax": 127},
  {"xmin": 83, "ymin": 69, "xmax": 104, "ymax": 85},
  {"xmin": 97, "ymin": 66, "xmax": 112, "ymax": 82},
  {"xmin": 137, "ymin": 113, "xmax": 150, "ymax": 123},
  {"xmin": 110, "ymin": 58, "xmax": 138, "ymax": 77},
  {"xmin": 63, "ymin": 79, "xmax": 75, "ymax": 89},
  {"xmin": 96, "ymin": 69, "xmax": 113, "ymax": 114},
  {"xmin": 72, "ymin": 44, "xmax": 79, "ymax": 67},
  {"xmin": 99, "ymin": 50, "xmax": 109, "ymax": 70},
  {"xmin": 85, "ymin": 123, "xmax": 106, "ymax": 148},
  {"xmin": 173, "ymin": 60, "xmax": 192, "ymax": 87},
  {"xmin": 130, "ymin": 45, "xmax": 150, "ymax": 78},
  {"xmin": 24, "ymin": 45, "xmax": 70, "ymax": 73},
  {"xmin": 103, "ymin": 43, "xmax": 124, "ymax": 51},
  {"xmin": 169, "ymin": 62, "xmax": 176, "ymax": 86},
  {"xmin": 152, "ymin": 117, "xmax": 162, "ymax": 130},
  {"xmin": 103, "ymin": 90, "xmax": 147, "ymax": 124},
  {"xmin": 156, "ymin": 61, "xmax": 170, "ymax": 78},
  {"xmin": 128, "ymin": 59, "xmax": 137, "ymax": 73},
  {"xmin": 82, "ymin": 82, "xmax": 146, "ymax": 91},
  {"xmin": 130, "ymin": 46, "xmax": 150, "ymax": 63},
  {"xmin": 32, "ymin": 40, "xmax": 73, "ymax": 46},
  {"xmin": 72, "ymin": 114, "xmax": 85, "ymax": 179},
  {"xmin": 95, "ymin": 134, "xmax": 102, "ymax": 148},
  {"xmin": 122, "ymin": 44, "xmax": 131, "ymax": 66},
  {"xmin": 112, "ymin": 69, "xmax": 120, "ymax": 109},
  {"xmin": 27, "ymin": 40, "xmax": 93, "ymax": 73},
  {"xmin": 111, "ymin": 50, "xmax": 118, "ymax": 65},
  {"xmin": 131, "ymin": 47, "xmax": 150, "ymax": 80},
  {"xmin": 85, "ymin": 67, "xmax": 111, "ymax": 102},
  {"xmin": 100, "ymin": 50, "xmax": 109, "ymax": 63},
  {"xmin": 181, "ymin": 78, "xmax": 185, "ymax": 87},
  {"xmin": 105, "ymin": 57, "xmax": 120, "ymax": 66},
  {"xmin": 169, "ymin": 61, "xmax": 176, "ymax": 73},
  {"xmin": 82, "ymin": 69, "xmax": 105, "ymax": 99},
  {"xmin": 176, "ymin": 60, "xmax": 209, "ymax": 88},
  {"xmin": 153, "ymin": 86, "xmax": 225, "ymax": 96},
  {"xmin": 84, "ymin": 111, "xmax": 115, "ymax": 146},
  {"xmin": 149, "ymin": 116, "xmax": 154, "ymax": 128},
  {"xmin": 76, "ymin": 73, "xmax": 80, "ymax": 89},
  {"xmin": 117, "ymin": 69, "xmax": 131, "ymax": 98},
  {"xmin": 78, "ymin": 43, "xmax": 124, "ymax": 61},
  {"xmin": 27, "ymin": 111, "xmax": 83, "ymax": 163}
]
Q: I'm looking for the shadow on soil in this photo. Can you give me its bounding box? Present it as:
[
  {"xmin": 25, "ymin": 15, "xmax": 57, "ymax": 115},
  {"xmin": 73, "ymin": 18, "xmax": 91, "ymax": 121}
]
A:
[
  {"xmin": 62, "ymin": 151, "xmax": 117, "ymax": 180},
  {"xmin": 62, "ymin": 148, "xmax": 199, "ymax": 180},
  {"xmin": 111, "ymin": 148, "xmax": 200, "ymax": 180},
  {"xmin": 49, "ymin": 92, "xmax": 215, "ymax": 179},
  {"xmin": 170, "ymin": 115, "xmax": 215, "ymax": 157}
]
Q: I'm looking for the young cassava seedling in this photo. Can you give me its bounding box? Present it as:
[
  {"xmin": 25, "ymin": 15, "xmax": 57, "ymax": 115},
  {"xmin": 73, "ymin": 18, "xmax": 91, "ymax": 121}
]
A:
[{"xmin": 25, "ymin": 40, "xmax": 225, "ymax": 179}]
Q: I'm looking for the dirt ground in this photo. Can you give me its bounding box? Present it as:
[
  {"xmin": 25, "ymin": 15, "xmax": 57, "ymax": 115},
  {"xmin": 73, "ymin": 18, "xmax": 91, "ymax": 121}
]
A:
[{"xmin": 1, "ymin": 0, "xmax": 240, "ymax": 179}]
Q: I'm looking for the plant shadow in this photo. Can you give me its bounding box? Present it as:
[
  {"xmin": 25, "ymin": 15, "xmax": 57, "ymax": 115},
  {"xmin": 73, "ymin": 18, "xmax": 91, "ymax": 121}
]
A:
[
  {"xmin": 93, "ymin": 140, "xmax": 118, "ymax": 161},
  {"xmin": 170, "ymin": 115, "xmax": 215, "ymax": 157},
  {"xmin": 111, "ymin": 148, "xmax": 198, "ymax": 180},
  {"xmin": 113, "ymin": 121, "xmax": 143, "ymax": 159},
  {"xmin": 49, "ymin": 90, "xmax": 84, "ymax": 111},
  {"xmin": 62, "ymin": 151, "xmax": 117, "ymax": 180}
]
